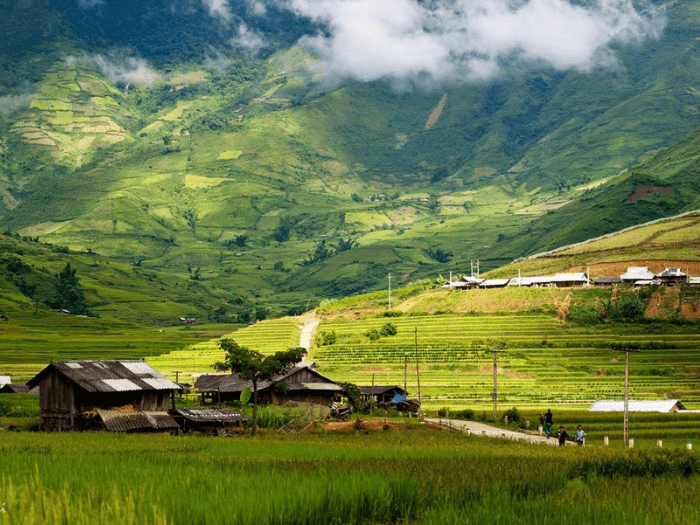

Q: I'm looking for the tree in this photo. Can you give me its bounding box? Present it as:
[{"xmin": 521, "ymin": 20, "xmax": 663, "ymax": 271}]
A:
[
  {"xmin": 52, "ymin": 263, "xmax": 88, "ymax": 315},
  {"xmin": 213, "ymin": 340, "xmax": 306, "ymax": 435}
]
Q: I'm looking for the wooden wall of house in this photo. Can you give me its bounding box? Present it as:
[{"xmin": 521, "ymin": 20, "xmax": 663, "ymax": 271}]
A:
[
  {"xmin": 270, "ymin": 391, "xmax": 336, "ymax": 406},
  {"xmin": 38, "ymin": 369, "xmax": 173, "ymax": 431},
  {"xmin": 286, "ymin": 369, "xmax": 334, "ymax": 385},
  {"xmin": 38, "ymin": 370, "xmax": 78, "ymax": 431}
]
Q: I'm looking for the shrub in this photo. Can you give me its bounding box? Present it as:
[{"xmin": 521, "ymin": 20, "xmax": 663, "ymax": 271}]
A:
[
  {"xmin": 380, "ymin": 323, "xmax": 397, "ymax": 336},
  {"xmin": 503, "ymin": 407, "xmax": 522, "ymax": 424}
]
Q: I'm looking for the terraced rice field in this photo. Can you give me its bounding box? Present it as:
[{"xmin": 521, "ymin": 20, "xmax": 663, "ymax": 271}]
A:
[
  {"xmin": 147, "ymin": 317, "xmax": 301, "ymax": 379},
  {"xmin": 310, "ymin": 314, "xmax": 700, "ymax": 409}
]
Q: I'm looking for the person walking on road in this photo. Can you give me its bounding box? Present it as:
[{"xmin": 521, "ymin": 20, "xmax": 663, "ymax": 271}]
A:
[
  {"xmin": 544, "ymin": 408, "xmax": 553, "ymax": 438},
  {"xmin": 575, "ymin": 424, "xmax": 586, "ymax": 446},
  {"xmin": 557, "ymin": 425, "xmax": 569, "ymax": 446}
]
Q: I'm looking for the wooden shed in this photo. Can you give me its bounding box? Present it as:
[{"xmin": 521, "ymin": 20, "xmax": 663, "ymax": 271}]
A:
[
  {"xmin": 359, "ymin": 385, "xmax": 408, "ymax": 405},
  {"xmin": 171, "ymin": 408, "xmax": 250, "ymax": 435},
  {"xmin": 0, "ymin": 384, "xmax": 31, "ymax": 394},
  {"xmin": 27, "ymin": 360, "xmax": 181, "ymax": 432},
  {"xmin": 196, "ymin": 365, "xmax": 342, "ymax": 406}
]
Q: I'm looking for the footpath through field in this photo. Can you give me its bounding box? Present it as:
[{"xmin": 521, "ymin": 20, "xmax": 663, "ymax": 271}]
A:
[
  {"xmin": 298, "ymin": 313, "xmax": 320, "ymax": 362},
  {"xmin": 424, "ymin": 418, "xmax": 575, "ymax": 446}
]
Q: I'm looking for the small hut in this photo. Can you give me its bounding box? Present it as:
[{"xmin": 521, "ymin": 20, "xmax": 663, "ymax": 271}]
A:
[
  {"xmin": 196, "ymin": 365, "xmax": 342, "ymax": 406},
  {"xmin": 27, "ymin": 360, "xmax": 181, "ymax": 432},
  {"xmin": 359, "ymin": 386, "xmax": 408, "ymax": 405},
  {"xmin": 594, "ymin": 277, "xmax": 621, "ymax": 287},
  {"xmin": 0, "ymin": 384, "xmax": 30, "ymax": 394},
  {"xmin": 171, "ymin": 408, "xmax": 250, "ymax": 435}
]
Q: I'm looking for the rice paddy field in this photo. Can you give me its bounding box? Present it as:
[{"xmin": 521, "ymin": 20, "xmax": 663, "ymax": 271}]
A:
[
  {"xmin": 0, "ymin": 429, "xmax": 699, "ymax": 525},
  {"xmin": 147, "ymin": 303, "xmax": 700, "ymax": 411}
]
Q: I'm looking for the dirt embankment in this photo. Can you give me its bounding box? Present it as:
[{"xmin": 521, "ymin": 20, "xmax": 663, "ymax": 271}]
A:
[{"xmin": 645, "ymin": 287, "xmax": 700, "ymax": 320}]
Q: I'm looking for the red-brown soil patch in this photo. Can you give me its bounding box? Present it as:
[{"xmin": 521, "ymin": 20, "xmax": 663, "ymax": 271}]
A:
[{"xmin": 425, "ymin": 94, "xmax": 447, "ymax": 130}]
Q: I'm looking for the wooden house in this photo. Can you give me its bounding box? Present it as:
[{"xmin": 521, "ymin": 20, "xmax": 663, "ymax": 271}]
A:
[
  {"xmin": 195, "ymin": 365, "xmax": 342, "ymax": 406},
  {"xmin": 0, "ymin": 384, "xmax": 30, "ymax": 394},
  {"xmin": 27, "ymin": 360, "xmax": 181, "ymax": 432},
  {"xmin": 594, "ymin": 277, "xmax": 621, "ymax": 287},
  {"xmin": 359, "ymin": 385, "xmax": 408, "ymax": 405},
  {"xmin": 549, "ymin": 272, "xmax": 590, "ymax": 288}
]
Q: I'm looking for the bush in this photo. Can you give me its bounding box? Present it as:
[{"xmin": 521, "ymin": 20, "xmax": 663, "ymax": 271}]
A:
[
  {"xmin": 503, "ymin": 407, "xmax": 522, "ymax": 424},
  {"xmin": 366, "ymin": 329, "xmax": 380, "ymax": 341},
  {"xmin": 380, "ymin": 323, "xmax": 397, "ymax": 336},
  {"xmin": 319, "ymin": 330, "xmax": 337, "ymax": 346}
]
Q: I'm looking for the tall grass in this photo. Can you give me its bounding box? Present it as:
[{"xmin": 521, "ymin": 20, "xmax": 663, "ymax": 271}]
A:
[{"xmin": 0, "ymin": 431, "xmax": 697, "ymax": 524}]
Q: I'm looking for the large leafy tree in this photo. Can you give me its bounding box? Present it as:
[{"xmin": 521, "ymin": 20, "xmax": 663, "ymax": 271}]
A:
[
  {"xmin": 213, "ymin": 339, "xmax": 306, "ymax": 435},
  {"xmin": 52, "ymin": 263, "xmax": 88, "ymax": 315}
]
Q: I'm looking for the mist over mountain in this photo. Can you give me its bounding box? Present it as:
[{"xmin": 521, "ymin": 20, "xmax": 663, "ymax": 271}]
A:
[{"xmin": 0, "ymin": 0, "xmax": 699, "ymax": 315}]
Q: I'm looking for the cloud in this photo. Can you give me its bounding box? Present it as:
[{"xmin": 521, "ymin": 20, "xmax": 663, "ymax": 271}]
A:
[
  {"xmin": 287, "ymin": 0, "xmax": 665, "ymax": 83},
  {"xmin": 230, "ymin": 23, "xmax": 267, "ymax": 51},
  {"xmin": 91, "ymin": 55, "xmax": 161, "ymax": 87},
  {"xmin": 65, "ymin": 53, "xmax": 160, "ymax": 87},
  {"xmin": 202, "ymin": 0, "xmax": 232, "ymax": 22},
  {"xmin": 0, "ymin": 92, "xmax": 34, "ymax": 117}
]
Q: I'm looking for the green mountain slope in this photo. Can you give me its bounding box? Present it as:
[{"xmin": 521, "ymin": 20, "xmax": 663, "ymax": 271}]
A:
[{"xmin": 1, "ymin": 0, "xmax": 700, "ymax": 311}]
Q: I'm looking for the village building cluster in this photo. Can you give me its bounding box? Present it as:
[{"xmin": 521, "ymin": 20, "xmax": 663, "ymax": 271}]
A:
[
  {"xmin": 443, "ymin": 267, "xmax": 698, "ymax": 290},
  {"xmin": 1, "ymin": 360, "xmax": 410, "ymax": 434}
]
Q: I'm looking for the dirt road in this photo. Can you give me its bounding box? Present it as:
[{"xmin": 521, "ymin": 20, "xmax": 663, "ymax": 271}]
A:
[{"xmin": 424, "ymin": 418, "xmax": 576, "ymax": 446}]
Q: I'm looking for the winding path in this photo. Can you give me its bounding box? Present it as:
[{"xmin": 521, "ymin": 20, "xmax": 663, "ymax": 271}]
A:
[{"xmin": 298, "ymin": 315, "xmax": 320, "ymax": 363}]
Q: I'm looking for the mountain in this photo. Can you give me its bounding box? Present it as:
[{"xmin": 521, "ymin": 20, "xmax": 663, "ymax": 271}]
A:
[{"xmin": 1, "ymin": 0, "xmax": 699, "ymax": 314}]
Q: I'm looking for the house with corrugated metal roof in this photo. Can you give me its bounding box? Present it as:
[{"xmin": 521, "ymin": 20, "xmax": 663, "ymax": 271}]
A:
[
  {"xmin": 588, "ymin": 400, "xmax": 688, "ymax": 413},
  {"xmin": 549, "ymin": 272, "xmax": 590, "ymax": 288},
  {"xmin": 0, "ymin": 375, "xmax": 11, "ymax": 387},
  {"xmin": 27, "ymin": 360, "xmax": 181, "ymax": 432},
  {"xmin": 620, "ymin": 267, "xmax": 654, "ymax": 284},
  {"xmin": 442, "ymin": 276, "xmax": 484, "ymax": 290},
  {"xmin": 655, "ymin": 267, "xmax": 688, "ymax": 287},
  {"xmin": 479, "ymin": 279, "xmax": 510, "ymax": 289},
  {"xmin": 196, "ymin": 365, "xmax": 342, "ymax": 406}
]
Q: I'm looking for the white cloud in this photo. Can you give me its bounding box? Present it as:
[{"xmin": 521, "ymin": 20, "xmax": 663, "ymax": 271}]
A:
[
  {"xmin": 0, "ymin": 93, "xmax": 34, "ymax": 117},
  {"xmin": 230, "ymin": 23, "xmax": 267, "ymax": 51},
  {"xmin": 71, "ymin": 54, "xmax": 160, "ymax": 87},
  {"xmin": 250, "ymin": 1, "xmax": 267, "ymax": 16},
  {"xmin": 287, "ymin": 0, "xmax": 665, "ymax": 83},
  {"xmin": 202, "ymin": 0, "xmax": 232, "ymax": 22}
]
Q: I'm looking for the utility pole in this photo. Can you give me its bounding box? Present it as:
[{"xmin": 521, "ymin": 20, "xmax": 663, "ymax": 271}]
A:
[
  {"xmin": 388, "ymin": 273, "xmax": 392, "ymax": 311},
  {"xmin": 404, "ymin": 355, "xmax": 408, "ymax": 394},
  {"xmin": 491, "ymin": 342, "xmax": 505, "ymax": 422},
  {"xmin": 476, "ymin": 260, "xmax": 480, "ymax": 279},
  {"xmin": 615, "ymin": 345, "xmax": 640, "ymax": 447},
  {"xmin": 414, "ymin": 328, "xmax": 421, "ymax": 406}
]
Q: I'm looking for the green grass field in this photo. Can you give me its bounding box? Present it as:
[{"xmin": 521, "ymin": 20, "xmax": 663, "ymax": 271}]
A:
[{"xmin": 0, "ymin": 429, "xmax": 698, "ymax": 524}]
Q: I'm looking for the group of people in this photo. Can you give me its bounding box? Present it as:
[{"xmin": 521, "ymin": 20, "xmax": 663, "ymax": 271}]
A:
[{"xmin": 539, "ymin": 408, "xmax": 586, "ymax": 446}]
